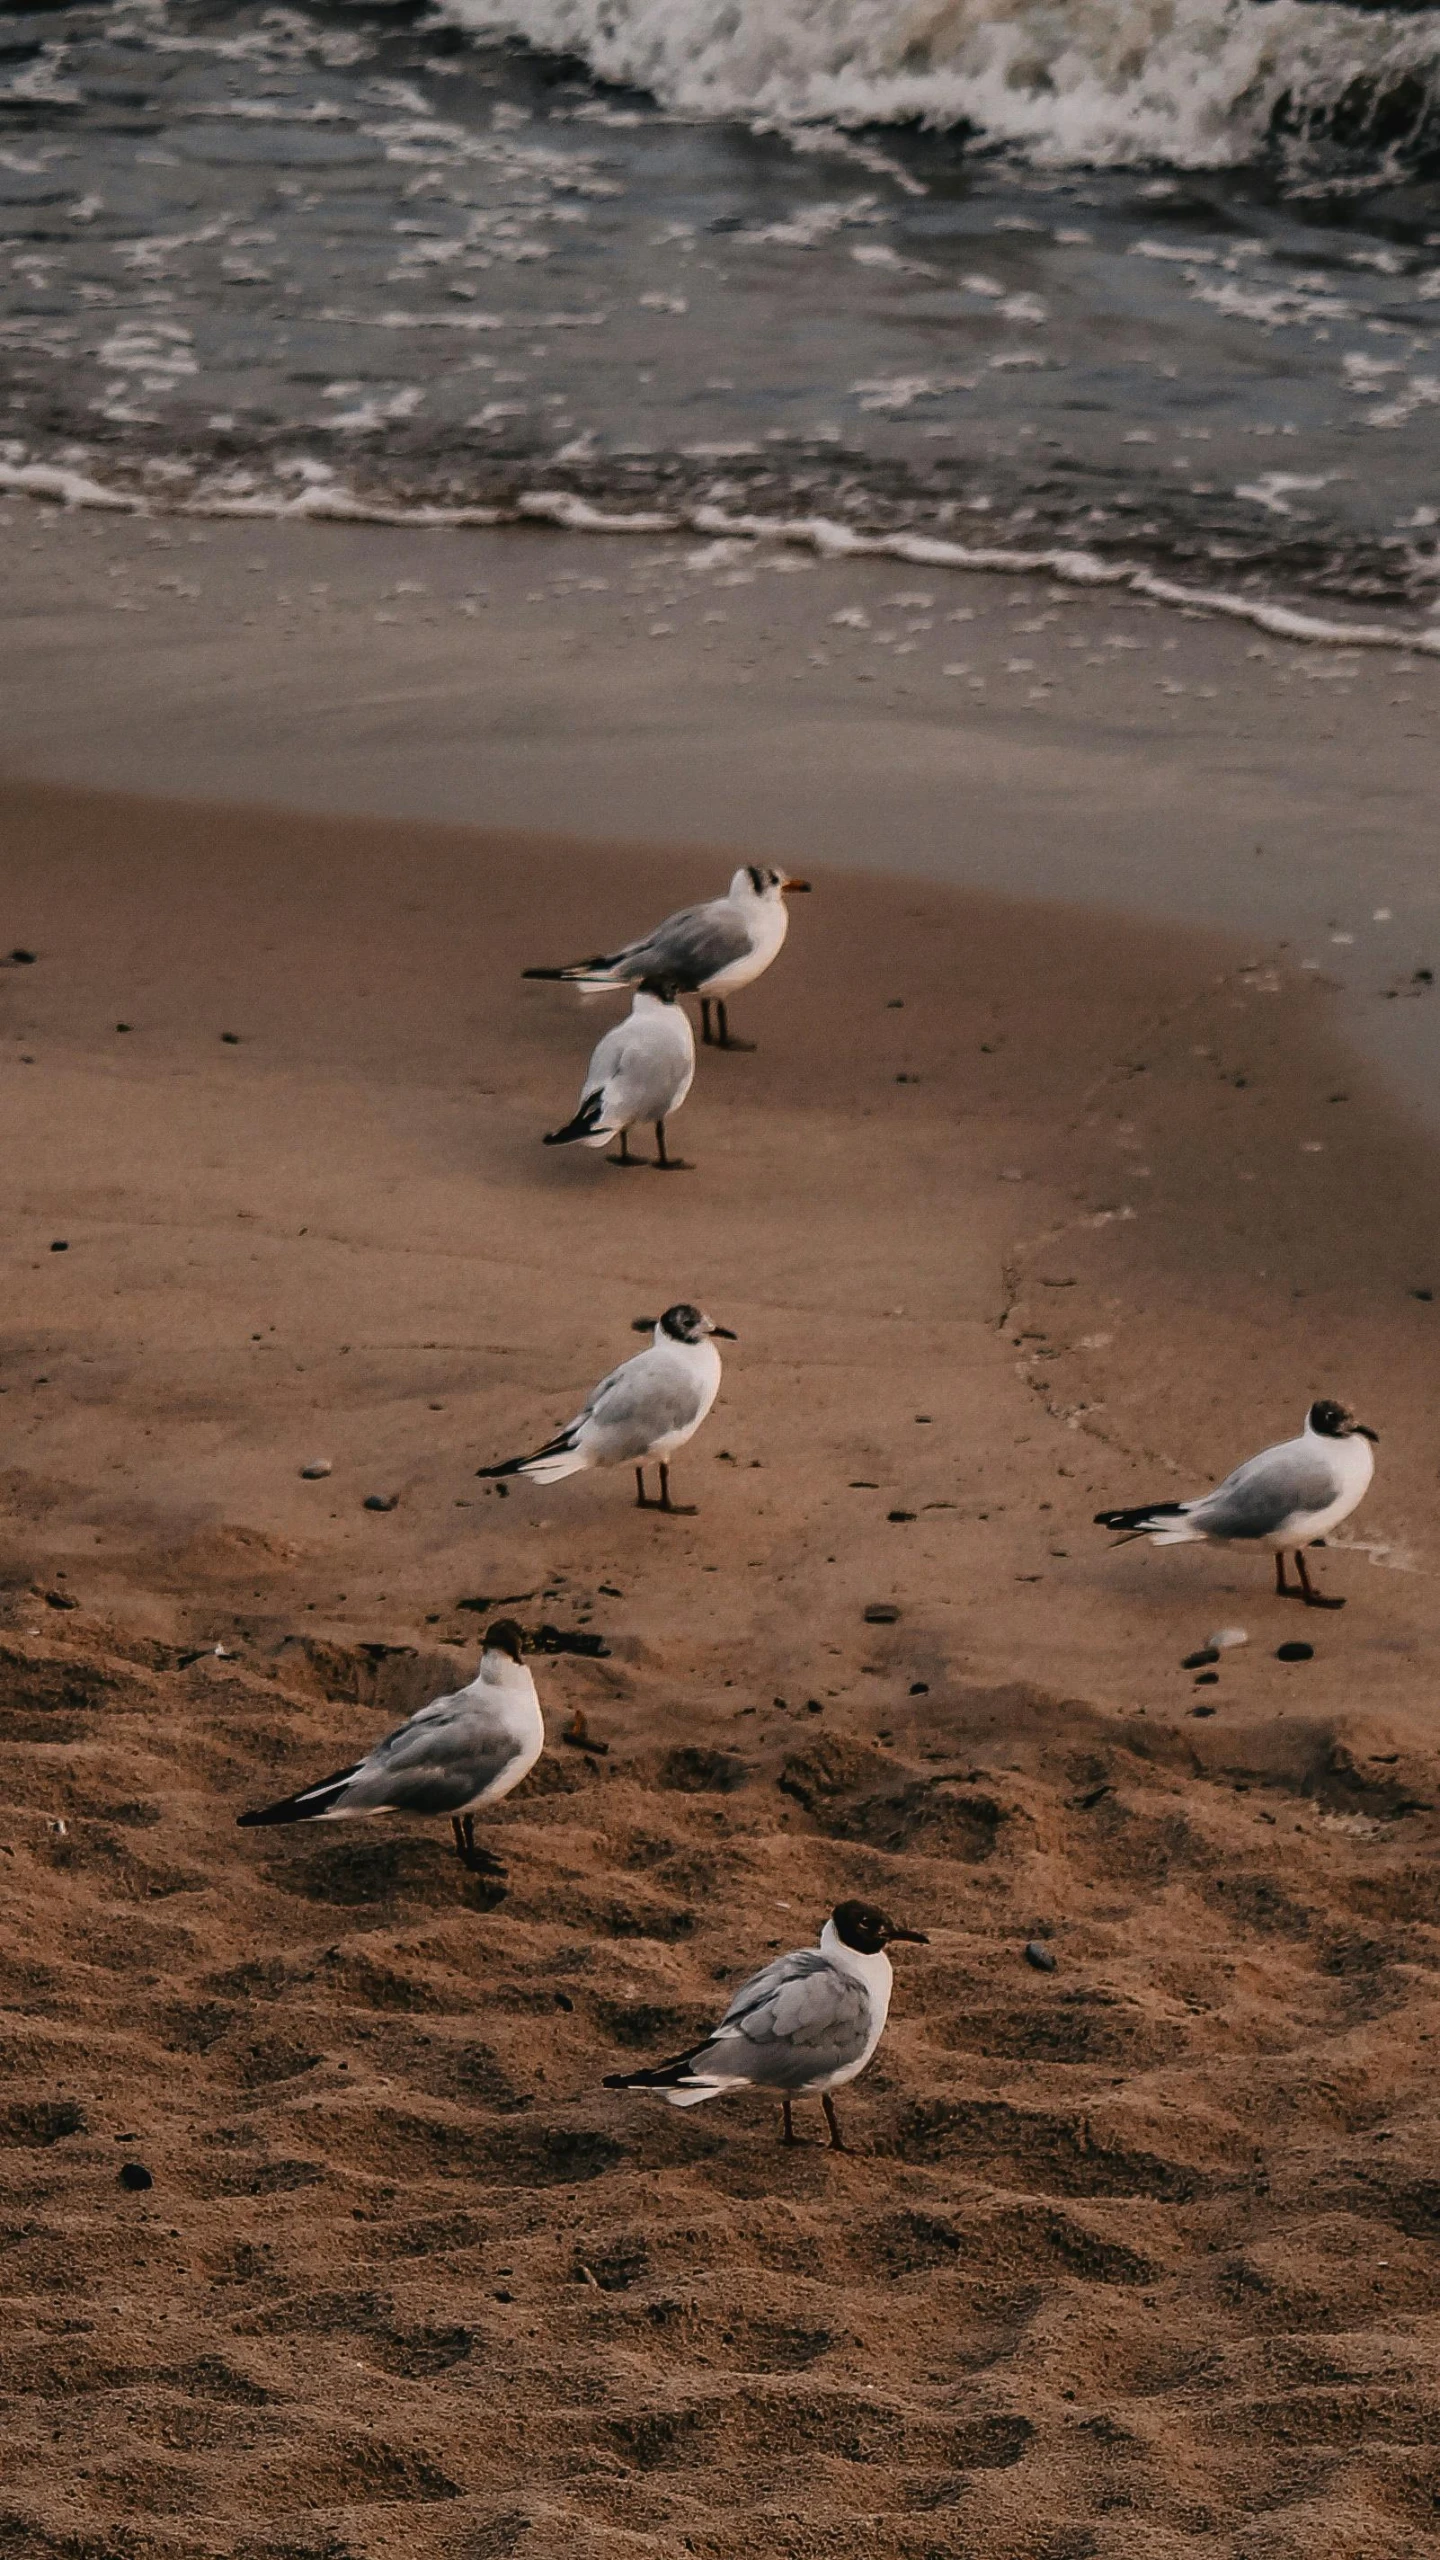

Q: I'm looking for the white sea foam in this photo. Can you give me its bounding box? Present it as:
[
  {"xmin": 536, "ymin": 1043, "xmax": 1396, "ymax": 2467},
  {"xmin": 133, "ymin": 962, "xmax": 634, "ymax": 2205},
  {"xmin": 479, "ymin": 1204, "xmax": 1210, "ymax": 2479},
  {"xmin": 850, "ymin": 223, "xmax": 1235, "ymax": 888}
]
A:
[
  {"xmin": 4, "ymin": 453, "xmax": 1437, "ymax": 652},
  {"xmin": 439, "ymin": 0, "xmax": 1440, "ymax": 171}
]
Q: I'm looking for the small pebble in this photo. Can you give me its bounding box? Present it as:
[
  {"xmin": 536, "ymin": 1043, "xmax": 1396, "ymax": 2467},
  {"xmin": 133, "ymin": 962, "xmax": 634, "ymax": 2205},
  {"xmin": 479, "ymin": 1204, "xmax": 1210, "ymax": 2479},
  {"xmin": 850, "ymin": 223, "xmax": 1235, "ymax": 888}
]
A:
[
  {"xmin": 1182, "ymin": 1647, "xmax": 1220, "ymax": 1670},
  {"xmin": 220, "ymin": 1031, "xmax": 241, "ymax": 1044},
  {"xmin": 1189, "ymin": 1703, "xmax": 1217, "ymax": 1719},
  {"xmin": 1276, "ymin": 1640, "xmax": 1314, "ymax": 1663},
  {"xmin": 44, "ymin": 1590, "xmax": 78, "ymax": 1611},
  {"xmin": 1205, "ymin": 1627, "xmax": 1248, "ymax": 1650},
  {"xmin": 50, "ymin": 1241, "xmax": 68, "ymax": 1254},
  {"xmin": 300, "ymin": 1461, "xmax": 332, "ymax": 1480},
  {"xmin": 363, "ymin": 1493, "xmax": 398, "ymax": 1513},
  {"xmin": 1193, "ymin": 1670, "xmax": 1219, "ymax": 1686},
  {"xmin": 116, "ymin": 1022, "xmax": 131, "ymax": 1034},
  {"xmin": 887, "ymin": 1509, "xmax": 916, "ymax": 1523},
  {"xmin": 9, "ymin": 948, "xmax": 36, "ymax": 965},
  {"xmin": 863, "ymin": 1603, "xmax": 900, "ymax": 1623},
  {"xmin": 1024, "ymin": 1940, "xmax": 1057, "ymax": 1973},
  {"xmin": 117, "ymin": 2162, "xmax": 153, "ymax": 2192},
  {"xmin": 909, "ymin": 1681, "xmax": 929, "ymax": 1695}
]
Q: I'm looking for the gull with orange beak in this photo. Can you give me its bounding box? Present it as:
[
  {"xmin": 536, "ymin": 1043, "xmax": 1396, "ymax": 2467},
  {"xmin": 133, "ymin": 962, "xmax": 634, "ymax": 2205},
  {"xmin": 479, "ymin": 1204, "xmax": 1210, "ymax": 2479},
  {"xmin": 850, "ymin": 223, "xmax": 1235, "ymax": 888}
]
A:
[{"xmin": 523, "ymin": 862, "xmax": 810, "ymax": 1051}]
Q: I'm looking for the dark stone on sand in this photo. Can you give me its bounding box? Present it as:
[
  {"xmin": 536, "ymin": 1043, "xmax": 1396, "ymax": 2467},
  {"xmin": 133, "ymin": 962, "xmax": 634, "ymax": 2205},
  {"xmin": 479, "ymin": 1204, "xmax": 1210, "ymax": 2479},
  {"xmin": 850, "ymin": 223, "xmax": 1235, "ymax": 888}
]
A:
[
  {"xmin": 220, "ymin": 1031, "xmax": 241, "ymax": 1044},
  {"xmin": 1024, "ymin": 1940, "xmax": 1057, "ymax": 1972},
  {"xmin": 116, "ymin": 1022, "xmax": 131, "ymax": 1033},
  {"xmin": 9, "ymin": 948, "xmax": 35, "ymax": 965},
  {"xmin": 1183, "ymin": 1647, "xmax": 1220, "ymax": 1669},
  {"xmin": 864, "ymin": 1603, "xmax": 901, "ymax": 1623},
  {"xmin": 910, "ymin": 1681, "xmax": 929, "ymax": 1695},
  {"xmin": 44, "ymin": 1590, "xmax": 77, "ymax": 1610},
  {"xmin": 118, "ymin": 2161, "xmax": 153, "ymax": 2192},
  {"xmin": 50, "ymin": 1240, "xmax": 67, "ymax": 1252},
  {"xmin": 1411, "ymin": 1288, "xmax": 1433, "ymax": 1302},
  {"xmin": 888, "ymin": 1509, "xmax": 916, "ymax": 1522},
  {"xmin": 1276, "ymin": 1641, "xmax": 1315, "ymax": 1662},
  {"xmin": 531, "ymin": 1624, "xmax": 610, "ymax": 1658},
  {"xmin": 363, "ymin": 1494, "xmax": 398, "ymax": 1513},
  {"xmin": 1189, "ymin": 1704, "xmax": 1217, "ymax": 1718},
  {"xmin": 1193, "ymin": 1671, "xmax": 1219, "ymax": 1686}
]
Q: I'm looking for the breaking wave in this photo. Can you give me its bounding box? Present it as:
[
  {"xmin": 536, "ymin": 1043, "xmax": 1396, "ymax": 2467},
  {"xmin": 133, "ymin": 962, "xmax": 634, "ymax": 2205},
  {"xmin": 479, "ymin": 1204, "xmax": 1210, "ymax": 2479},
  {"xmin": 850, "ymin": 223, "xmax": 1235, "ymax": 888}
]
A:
[{"xmin": 442, "ymin": 0, "xmax": 1440, "ymax": 172}]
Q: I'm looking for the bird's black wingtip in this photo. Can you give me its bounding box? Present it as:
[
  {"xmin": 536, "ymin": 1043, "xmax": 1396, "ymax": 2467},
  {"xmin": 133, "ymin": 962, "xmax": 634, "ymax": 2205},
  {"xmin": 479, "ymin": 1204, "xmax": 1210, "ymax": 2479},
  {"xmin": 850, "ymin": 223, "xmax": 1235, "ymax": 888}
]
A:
[
  {"xmin": 522, "ymin": 966, "xmax": 566, "ymax": 981},
  {"xmin": 601, "ymin": 2072, "xmax": 632, "ymax": 2090}
]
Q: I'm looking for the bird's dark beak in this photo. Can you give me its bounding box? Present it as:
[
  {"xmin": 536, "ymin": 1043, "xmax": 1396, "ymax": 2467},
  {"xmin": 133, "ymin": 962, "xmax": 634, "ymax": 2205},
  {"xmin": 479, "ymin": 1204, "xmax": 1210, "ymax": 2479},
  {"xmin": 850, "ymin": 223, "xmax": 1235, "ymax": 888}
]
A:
[
  {"xmin": 1353, "ymin": 1422, "xmax": 1379, "ymax": 1442},
  {"xmin": 710, "ymin": 1324, "xmax": 737, "ymax": 1340},
  {"xmin": 632, "ymin": 1317, "xmax": 658, "ymax": 1334},
  {"xmin": 885, "ymin": 1925, "xmax": 929, "ymax": 1945},
  {"xmin": 783, "ymin": 877, "xmax": 811, "ymax": 893}
]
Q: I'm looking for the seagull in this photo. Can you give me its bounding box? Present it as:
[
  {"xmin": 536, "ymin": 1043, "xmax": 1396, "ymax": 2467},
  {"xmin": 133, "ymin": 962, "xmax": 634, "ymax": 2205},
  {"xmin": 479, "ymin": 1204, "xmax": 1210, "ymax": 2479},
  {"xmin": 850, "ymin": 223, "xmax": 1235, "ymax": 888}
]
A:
[
  {"xmin": 604, "ymin": 1900, "xmax": 928, "ymax": 2150},
  {"xmin": 543, "ymin": 977, "xmax": 695, "ymax": 1169},
  {"xmin": 235, "ymin": 1619, "xmax": 542, "ymax": 1878},
  {"xmin": 477, "ymin": 1303, "xmax": 734, "ymax": 1513},
  {"xmin": 523, "ymin": 863, "xmax": 810, "ymax": 1051},
  {"xmin": 1094, "ymin": 1398, "xmax": 1378, "ymax": 1608}
]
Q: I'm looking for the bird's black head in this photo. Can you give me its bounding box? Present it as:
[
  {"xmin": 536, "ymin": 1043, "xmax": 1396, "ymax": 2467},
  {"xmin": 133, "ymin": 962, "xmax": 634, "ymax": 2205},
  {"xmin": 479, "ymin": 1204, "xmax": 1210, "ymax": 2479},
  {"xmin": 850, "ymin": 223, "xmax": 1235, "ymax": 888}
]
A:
[
  {"xmin": 638, "ymin": 974, "xmax": 681, "ymax": 1004},
  {"xmin": 830, "ymin": 1899, "xmax": 929, "ymax": 1956},
  {"xmin": 655, "ymin": 1303, "xmax": 736, "ymax": 1344},
  {"xmin": 1308, "ymin": 1398, "xmax": 1378, "ymax": 1443},
  {"xmin": 483, "ymin": 1618, "xmax": 527, "ymax": 1663}
]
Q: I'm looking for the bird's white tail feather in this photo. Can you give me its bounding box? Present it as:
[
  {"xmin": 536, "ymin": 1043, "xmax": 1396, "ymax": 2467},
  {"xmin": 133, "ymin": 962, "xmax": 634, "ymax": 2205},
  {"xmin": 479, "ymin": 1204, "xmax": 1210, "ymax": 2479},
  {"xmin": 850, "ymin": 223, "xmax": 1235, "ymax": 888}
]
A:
[
  {"xmin": 1149, "ymin": 1522, "xmax": 1206, "ymax": 1545},
  {"xmin": 518, "ymin": 1444, "xmax": 590, "ymax": 1484},
  {"xmin": 661, "ymin": 2083, "xmax": 723, "ymax": 2108}
]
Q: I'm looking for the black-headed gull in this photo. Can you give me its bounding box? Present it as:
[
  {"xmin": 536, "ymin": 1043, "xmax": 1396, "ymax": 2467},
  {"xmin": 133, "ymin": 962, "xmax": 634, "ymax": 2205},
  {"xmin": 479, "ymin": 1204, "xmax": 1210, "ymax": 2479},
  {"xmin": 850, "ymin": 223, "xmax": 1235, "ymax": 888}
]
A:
[
  {"xmin": 1095, "ymin": 1398, "xmax": 1378, "ymax": 1607},
  {"xmin": 543, "ymin": 977, "xmax": 695, "ymax": 1169},
  {"xmin": 524, "ymin": 863, "xmax": 810, "ymax": 1051},
  {"xmin": 236, "ymin": 1619, "xmax": 542, "ymax": 1879},
  {"xmin": 605, "ymin": 1900, "xmax": 928, "ymax": 2149},
  {"xmin": 478, "ymin": 1303, "xmax": 734, "ymax": 1513}
]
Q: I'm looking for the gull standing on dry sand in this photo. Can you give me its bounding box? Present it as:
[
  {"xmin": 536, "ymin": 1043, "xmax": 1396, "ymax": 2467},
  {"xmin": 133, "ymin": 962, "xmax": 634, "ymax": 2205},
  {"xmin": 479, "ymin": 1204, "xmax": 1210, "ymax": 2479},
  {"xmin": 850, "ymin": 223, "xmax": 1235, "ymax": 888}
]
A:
[
  {"xmin": 1095, "ymin": 1398, "xmax": 1378, "ymax": 1608},
  {"xmin": 236, "ymin": 1619, "xmax": 542, "ymax": 1879},
  {"xmin": 543, "ymin": 976, "xmax": 695, "ymax": 1169},
  {"xmin": 605, "ymin": 1901, "xmax": 928, "ymax": 2150},
  {"xmin": 478, "ymin": 1303, "xmax": 734, "ymax": 1513},
  {"xmin": 523, "ymin": 862, "xmax": 810, "ymax": 1051}
]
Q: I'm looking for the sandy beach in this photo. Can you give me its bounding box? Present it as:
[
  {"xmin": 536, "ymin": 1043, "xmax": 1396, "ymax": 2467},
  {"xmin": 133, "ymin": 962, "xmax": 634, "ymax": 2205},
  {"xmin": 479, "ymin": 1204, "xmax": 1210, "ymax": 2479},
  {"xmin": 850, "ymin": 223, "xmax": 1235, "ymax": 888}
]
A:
[{"xmin": 3, "ymin": 542, "xmax": 1439, "ymax": 2560}]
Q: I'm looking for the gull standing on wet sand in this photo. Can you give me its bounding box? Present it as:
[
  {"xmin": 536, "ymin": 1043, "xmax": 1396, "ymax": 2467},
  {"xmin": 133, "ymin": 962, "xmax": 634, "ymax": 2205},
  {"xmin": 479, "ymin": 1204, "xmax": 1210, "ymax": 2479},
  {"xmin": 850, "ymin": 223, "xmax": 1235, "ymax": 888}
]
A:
[
  {"xmin": 523, "ymin": 863, "xmax": 810, "ymax": 1051},
  {"xmin": 605, "ymin": 1901, "xmax": 928, "ymax": 2149},
  {"xmin": 477, "ymin": 1303, "xmax": 734, "ymax": 1513},
  {"xmin": 543, "ymin": 977, "xmax": 695, "ymax": 1169},
  {"xmin": 236, "ymin": 1619, "xmax": 543, "ymax": 1879},
  {"xmin": 1094, "ymin": 1398, "xmax": 1378, "ymax": 1607}
]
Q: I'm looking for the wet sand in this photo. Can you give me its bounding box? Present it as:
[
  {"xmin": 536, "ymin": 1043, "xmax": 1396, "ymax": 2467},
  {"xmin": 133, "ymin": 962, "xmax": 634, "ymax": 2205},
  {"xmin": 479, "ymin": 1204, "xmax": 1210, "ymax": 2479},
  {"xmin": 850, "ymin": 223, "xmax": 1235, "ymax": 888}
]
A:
[
  {"xmin": 3, "ymin": 502, "xmax": 1438, "ymax": 1122},
  {"xmin": 2, "ymin": 767, "xmax": 1439, "ymax": 2559}
]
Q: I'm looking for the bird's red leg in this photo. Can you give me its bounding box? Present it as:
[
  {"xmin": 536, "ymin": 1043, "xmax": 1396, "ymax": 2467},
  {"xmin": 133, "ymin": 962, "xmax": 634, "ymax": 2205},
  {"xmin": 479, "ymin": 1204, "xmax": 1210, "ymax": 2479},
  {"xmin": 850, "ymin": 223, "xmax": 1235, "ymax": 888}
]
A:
[
  {"xmin": 1296, "ymin": 1549, "xmax": 1345, "ymax": 1610},
  {"xmin": 822, "ymin": 2095, "xmax": 848, "ymax": 2153}
]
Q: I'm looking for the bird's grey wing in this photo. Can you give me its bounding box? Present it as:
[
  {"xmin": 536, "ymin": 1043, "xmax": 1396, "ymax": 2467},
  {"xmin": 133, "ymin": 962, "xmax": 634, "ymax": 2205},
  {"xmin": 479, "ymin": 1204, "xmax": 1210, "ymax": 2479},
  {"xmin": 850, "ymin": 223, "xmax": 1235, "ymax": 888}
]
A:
[
  {"xmin": 621, "ymin": 900, "xmax": 752, "ymax": 989},
  {"xmin": 702, "ymin": 1950, "xmax": 872, "ymax": 2091},
  {"xmin": 1190, "ymin": 1439, "xmax": 1340, "ymax": 1540},
  {"xmin": 581, "ymin": 1352, "xmax": 700, "ymax": 1460},
  {"xmin": 342, "ymin": 1696, "xmax": 520, "ymax": 1816}
]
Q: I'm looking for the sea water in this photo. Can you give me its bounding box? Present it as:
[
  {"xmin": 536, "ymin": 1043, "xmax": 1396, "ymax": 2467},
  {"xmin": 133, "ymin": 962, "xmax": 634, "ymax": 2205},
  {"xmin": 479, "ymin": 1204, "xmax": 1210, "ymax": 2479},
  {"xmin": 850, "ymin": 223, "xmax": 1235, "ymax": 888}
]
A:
[{"xmin": 1, "ymin": 0, "xmax": 1438, "ymax": 626}]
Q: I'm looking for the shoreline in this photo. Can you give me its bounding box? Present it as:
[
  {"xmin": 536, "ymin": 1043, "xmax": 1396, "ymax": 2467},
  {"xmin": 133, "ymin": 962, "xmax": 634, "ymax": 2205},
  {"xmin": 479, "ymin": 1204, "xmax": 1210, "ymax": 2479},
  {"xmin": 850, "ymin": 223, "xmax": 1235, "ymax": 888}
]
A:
[
  {"xmin": 7, "ymin": 469, "xmax": 1440, "ymax": 658},
  {"xmin": 2, "ymin": 505, "xmax": 1438, "ymax": 1136}
]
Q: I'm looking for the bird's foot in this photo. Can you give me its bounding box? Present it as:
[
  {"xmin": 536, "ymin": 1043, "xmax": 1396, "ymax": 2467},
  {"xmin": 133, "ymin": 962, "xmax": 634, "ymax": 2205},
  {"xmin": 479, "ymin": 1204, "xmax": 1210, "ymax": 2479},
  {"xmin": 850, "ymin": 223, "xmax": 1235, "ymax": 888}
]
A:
[
  {"xmin": 1303, "ymin": 1590, "xmax": 1346, "ymax": 1610},
  {"xmin": 714, "ymin": 1035, "xmax": 756, "ymax": 1053},
  {"xmin": 652, "ymin": 1156, "xmax": 694, "ymax": 1172},
  {"xmin": 658, "ymin": 1500, "xmax": 699, "ymax": 1517},
  {"xmin": 606, "ymin": 1151, "xmax": 647, "ymax": 1169}
]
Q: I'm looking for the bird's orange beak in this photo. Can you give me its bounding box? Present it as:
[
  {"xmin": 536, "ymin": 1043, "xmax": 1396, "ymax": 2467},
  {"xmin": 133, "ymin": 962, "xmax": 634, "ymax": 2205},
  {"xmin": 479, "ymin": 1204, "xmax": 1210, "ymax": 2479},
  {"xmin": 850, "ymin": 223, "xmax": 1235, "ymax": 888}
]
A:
[{"xmin": 782, "ymin": 877, "xmax": 811, "ymax": 893}]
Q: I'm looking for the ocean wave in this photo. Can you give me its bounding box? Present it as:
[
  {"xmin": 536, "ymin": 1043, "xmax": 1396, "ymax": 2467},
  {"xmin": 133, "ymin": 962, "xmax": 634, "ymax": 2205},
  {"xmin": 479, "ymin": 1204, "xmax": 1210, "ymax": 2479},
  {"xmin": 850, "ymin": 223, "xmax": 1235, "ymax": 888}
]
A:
[{"xmin": 440, "ymin": 0, "xmax": 1440, "ymax": 171}]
